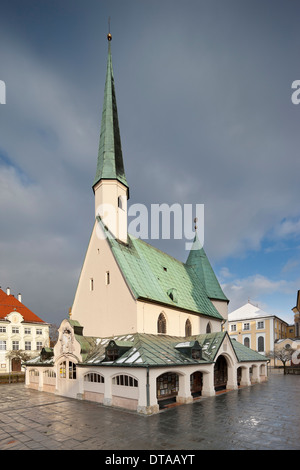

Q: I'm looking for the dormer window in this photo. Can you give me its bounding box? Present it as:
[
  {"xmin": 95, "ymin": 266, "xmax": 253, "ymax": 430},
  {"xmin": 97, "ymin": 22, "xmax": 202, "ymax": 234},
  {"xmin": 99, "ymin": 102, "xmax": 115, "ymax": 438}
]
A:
[
  {"xmin": 175, "ymin": 340, "xmax": 202, "ymax": 360},
  {"xmin": 104, "ymin": 340, "xmax": 132, "ymax": 362},
  {"xmin": 167, "ymin": 288, "xmax": 177, "ymax": 303}
]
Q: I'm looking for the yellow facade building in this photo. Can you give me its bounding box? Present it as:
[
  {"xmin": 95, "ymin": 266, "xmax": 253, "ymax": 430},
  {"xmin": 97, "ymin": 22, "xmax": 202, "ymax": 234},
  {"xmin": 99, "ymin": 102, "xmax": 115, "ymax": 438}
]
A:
[{"xmin": 228, "ymin": 302, "xmax": 289, "ymax": 361}]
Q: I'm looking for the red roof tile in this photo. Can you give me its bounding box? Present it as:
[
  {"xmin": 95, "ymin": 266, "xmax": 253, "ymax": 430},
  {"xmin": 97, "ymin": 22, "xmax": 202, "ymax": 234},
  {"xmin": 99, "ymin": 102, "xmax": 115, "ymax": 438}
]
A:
[{"xmin": 0, "ymin": 288, "xmax": 45, "ymax": 324}]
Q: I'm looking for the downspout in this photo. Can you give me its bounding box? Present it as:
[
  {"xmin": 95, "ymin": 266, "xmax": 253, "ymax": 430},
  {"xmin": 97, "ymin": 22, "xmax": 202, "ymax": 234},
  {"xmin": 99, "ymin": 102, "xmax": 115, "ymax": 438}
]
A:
[{"xmin": 146, "ymin": 367, "xmax": 150, "ymax": 408}]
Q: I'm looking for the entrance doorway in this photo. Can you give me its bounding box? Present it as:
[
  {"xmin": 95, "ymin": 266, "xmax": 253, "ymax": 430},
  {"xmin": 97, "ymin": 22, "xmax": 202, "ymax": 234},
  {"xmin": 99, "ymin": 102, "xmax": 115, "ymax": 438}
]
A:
[
  {"xmin": 11, "ymin": 358, "xmax": 21, "ymax": 372},
  {"xmin": 214, "ymin": 355, "xmax": 227, "ymax": 391}
]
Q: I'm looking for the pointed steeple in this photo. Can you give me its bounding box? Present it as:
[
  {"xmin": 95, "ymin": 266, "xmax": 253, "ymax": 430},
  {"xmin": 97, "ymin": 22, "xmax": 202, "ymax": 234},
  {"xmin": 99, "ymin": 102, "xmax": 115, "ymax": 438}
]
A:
[
  {"xmin": 186, "ymin": 232, "xmax": 228, "ymax": 302},
  {"xmin": 93, "ymin": 36, "xmax": 128, "ymax": 193}
]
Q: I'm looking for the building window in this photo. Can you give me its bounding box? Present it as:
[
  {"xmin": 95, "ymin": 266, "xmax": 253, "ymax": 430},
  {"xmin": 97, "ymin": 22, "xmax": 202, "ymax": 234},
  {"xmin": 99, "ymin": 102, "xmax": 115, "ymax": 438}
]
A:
[
  {"xmin": 243, "ymin": 323, "xmax": 250, "ymax": 331},
  {"xmin": 185, "ymin": 319, "xmax": 192, "ymax": 336},
  {"xmin": 0, "ymin": 341, "xmax": 6, "ymax": 350},
  {"xmin": 230, "ymin": 324, "xmax": 237, "ymax": 332},
  {"xmin": 25, "ymin": 341, "xmax": 31, "ymax": 351},
  {"xmin": 0, "ymin": 326, "xmax": 6, "ymax": 333},
  {"xmin": 12, "ymin": 341, "xmax": 19, "ymax": 350},
  {"xmin": 206, "ymin": 322, "xmax": 212, "ymax": 334},
  {"xmin": 59, "ymin": 360, "xmax": 76, "ymax": 380},
  {"xmin": 157, "ymin": 313, "xmax": 167, "ymax": 334},
  {"xmin": 90, "ymin": 278, "xmax": 94, "ymax": 291},
  {"xmin": 24, "ymin": 328, "xmax": 31, "ymax": 334},
  {"xmin": 257, "ymin": 336, "xmax": 264, "ymax": 352},
  {"xmin": 36, "ymin": 342, "xmax": 43, "ymax": 351},
  {"xmin": 244, "ymin": 337, "xmax": 250, "ymax": 348},
  {"xmin": 112, "ymin": 374, "xmax": 138, "ymax": 387},
  {"xmin": 36, "ymin": 329, "xmax": 42, "ymax": 335},
  {"xmin": 257, "ymin": 321, "xmax": 264, "ymax": 329},
  {"xmin": 12, "ymin": 327, "xmax": 19, "ymax": 334},
  {"xmin": 106, "ymin": 271, "xmax": 110, "ymax": 285},
  {"xmin": 84, "ymin": 373, "xmax": 104, "ymax": 383},
  {"xmin": 59, "ymin": 361, "xmax": 66, "ymax": 378},
  {"xmin": 118, "ymin": 196, "xmax": 124, "ymax": 210},
  {"xmin": 44, "ymin": 370, "xmax": 56, "ymax": 378},
  {"xmin": 69, "ymin": 362, "xmax": 76, "ymax": 380}
]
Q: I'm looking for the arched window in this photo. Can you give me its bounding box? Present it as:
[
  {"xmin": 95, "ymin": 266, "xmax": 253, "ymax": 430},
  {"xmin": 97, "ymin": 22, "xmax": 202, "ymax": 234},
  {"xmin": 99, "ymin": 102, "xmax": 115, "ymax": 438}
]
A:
[
  {"xmin": 206, "ymin": 322, "xmax": 211, "ymax": 334},
  {"xmin": 185, "ymin": 319, "xmax": 192, "ymax": 336},
  {"xmin": 258, "ymin": 336, "xmax": 264, "ymax": 352},
  {"xmin": 244, "ymin": 337, "xmax": 250, "ymax": 348},
  {"xmin": 112, "ymin": 374, "xmax": 138, "ymax": 387},
  {"xmin": 84, "ymin": 373, "xmax": 104, "ymax": 383},
  {"xmin": 157, "ymin": 313, "xmax": 167, "ymax": 334}
]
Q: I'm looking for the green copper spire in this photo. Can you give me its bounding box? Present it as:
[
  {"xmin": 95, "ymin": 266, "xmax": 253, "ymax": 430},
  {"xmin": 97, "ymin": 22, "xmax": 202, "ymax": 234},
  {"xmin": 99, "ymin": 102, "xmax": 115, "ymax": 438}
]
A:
[
  {"xmin": 186, "ymin": 232, "xmax": 228, "ymax": 302},
  {"xmin": 93, "ymin": 38, "xmax": 128, "ymax": 192}
]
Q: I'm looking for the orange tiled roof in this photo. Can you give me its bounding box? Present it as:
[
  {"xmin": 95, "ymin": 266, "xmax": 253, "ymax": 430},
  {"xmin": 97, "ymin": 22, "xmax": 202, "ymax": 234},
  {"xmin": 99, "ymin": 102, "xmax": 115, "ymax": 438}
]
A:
[{"xmin": 0, "ymin": 288, "xmax": 45, "ymax": 323}]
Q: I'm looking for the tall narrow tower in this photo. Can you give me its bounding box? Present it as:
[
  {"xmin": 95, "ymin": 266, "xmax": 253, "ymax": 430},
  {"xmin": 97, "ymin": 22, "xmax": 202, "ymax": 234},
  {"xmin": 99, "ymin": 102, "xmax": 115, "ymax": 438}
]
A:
[{"xmin": 93, "ymin": 33, "xmax": 129, "ymax": 243}]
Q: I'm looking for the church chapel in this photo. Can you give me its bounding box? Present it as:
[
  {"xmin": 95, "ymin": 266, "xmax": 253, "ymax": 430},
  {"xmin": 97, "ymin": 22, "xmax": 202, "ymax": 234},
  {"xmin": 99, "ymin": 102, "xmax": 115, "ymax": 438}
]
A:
[{"xmin": 25, "ymin": 35, "xmax": 268, "ymax": 414}]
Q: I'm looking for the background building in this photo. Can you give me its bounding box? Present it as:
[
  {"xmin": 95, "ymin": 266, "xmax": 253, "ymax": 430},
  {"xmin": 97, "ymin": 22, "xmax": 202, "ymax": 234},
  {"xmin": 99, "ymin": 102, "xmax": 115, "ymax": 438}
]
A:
[
  {"xmin": 0, "ymin": 287, "xmax": 50, "ymax": 372},
  {"xmin": 292, "ymin": 290, "xmax": 300, "ymax": 338},
  {"xmin": 228, "ymin": 302, "xmax": 289, "ymax": 361}
]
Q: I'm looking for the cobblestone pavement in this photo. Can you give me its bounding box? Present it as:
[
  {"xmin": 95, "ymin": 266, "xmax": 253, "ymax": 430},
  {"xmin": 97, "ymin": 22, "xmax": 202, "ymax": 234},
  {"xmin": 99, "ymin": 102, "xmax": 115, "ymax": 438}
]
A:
[{"xmin": 0, "ymin": 373, "xmax": 299, "ymax": 451}]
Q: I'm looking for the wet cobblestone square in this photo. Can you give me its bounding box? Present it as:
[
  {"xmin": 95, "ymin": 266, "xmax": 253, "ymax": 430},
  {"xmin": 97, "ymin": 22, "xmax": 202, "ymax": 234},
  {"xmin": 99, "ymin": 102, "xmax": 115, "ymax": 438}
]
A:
[{"xmin": 0, "ymin": 373, "xmax": 299, "ymax": 450}]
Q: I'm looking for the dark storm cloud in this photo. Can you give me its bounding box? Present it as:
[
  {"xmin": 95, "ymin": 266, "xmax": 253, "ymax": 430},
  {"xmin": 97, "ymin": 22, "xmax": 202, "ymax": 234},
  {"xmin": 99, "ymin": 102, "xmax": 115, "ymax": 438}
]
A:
[{"xmin": 0, "ymin": 0, "xmax": 299, "ymax": 324}]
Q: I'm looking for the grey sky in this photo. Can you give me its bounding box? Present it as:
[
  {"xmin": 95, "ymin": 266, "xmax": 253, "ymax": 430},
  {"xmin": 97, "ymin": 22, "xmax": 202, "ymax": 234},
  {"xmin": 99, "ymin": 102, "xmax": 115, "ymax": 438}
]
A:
[{"xmin": 0, "ymin": 0, "xmax": 299, "ymax": 325}]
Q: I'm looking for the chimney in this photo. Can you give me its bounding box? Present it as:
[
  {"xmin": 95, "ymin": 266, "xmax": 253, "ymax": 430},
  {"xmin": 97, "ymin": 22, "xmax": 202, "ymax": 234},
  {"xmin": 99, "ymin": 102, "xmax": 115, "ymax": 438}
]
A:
[
  {"xmin": 6, "ymin": 287, "xmax": 10, "ymax": 296},
  {"xmin": 18, "ymin": 293, "xmax": 22, "ymax": 303}
]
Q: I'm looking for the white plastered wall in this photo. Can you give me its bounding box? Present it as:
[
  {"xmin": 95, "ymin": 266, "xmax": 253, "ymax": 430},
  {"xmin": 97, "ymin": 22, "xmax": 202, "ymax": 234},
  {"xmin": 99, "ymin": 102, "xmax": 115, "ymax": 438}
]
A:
[
  {"xmin": 71, "ymin": 220, "xmax": 137, "ymax": 338},
  {"xmin": 136, "ymin": 300, "xmax": 222, "ymax": 336}
]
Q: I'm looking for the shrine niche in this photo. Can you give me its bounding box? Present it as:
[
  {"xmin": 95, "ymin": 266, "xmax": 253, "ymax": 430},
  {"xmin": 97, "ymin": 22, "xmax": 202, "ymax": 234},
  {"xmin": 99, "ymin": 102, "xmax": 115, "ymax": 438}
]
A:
[
  {"xmin": 157, "ymin": 372, "xmax": 179, "ymax": 405},
  {"xmin": 60, "ymin": 328, "xmax": 74, "ymax": 354}
]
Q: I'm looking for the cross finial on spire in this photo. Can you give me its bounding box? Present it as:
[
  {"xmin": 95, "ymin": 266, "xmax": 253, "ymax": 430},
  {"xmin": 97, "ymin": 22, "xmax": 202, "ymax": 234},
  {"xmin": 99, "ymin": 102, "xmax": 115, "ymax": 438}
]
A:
[
  {"xmin": 194, "ymin": 217, "xmax": 198, "ymax": 231},
  {"xmin": 107, "ymin": 17, "xmax": 112, "ymax": 41}
]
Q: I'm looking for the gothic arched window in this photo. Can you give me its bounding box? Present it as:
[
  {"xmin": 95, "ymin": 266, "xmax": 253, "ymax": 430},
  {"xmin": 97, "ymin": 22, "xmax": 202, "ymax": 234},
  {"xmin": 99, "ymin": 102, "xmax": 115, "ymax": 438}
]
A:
[
  {"xmin": 185, "ymin": 319, "xmax": 192, "ymax": 337},
  {"xmin": 157, "ymin": 313, "xmax": 167, "ymax": 334},
  {"xmin": 206, "ymin": 322, "xmax": 211, "ymax": 334}
]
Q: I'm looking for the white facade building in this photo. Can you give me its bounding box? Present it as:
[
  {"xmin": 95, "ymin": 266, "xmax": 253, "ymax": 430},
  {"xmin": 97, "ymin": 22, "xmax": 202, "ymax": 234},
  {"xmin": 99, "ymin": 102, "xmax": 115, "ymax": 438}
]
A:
[{"xmin": 0, "ymin": 287, "xmax": 49, "ymax": 372}]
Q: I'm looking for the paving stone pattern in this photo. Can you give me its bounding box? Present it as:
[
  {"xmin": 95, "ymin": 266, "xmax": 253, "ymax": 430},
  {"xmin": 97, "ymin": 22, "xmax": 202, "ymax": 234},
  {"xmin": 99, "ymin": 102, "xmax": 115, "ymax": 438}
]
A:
[{"xmin": 0, "ymin": 373, "xmax": 299, "ymax": 450}]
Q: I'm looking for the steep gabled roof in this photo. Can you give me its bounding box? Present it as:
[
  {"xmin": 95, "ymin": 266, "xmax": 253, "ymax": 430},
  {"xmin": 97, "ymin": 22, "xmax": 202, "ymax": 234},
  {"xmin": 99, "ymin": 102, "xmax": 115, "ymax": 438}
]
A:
[
  {"xmin": 186, "ymin": 233, "xmax": 228, "ymax": 302},
  {"xmin": 98, "ymin": 217, "xmax": 223, "ymax": 321},
  {"xmin": 0, "ymin": 288, "xmax": 45, "ymax": 323}
]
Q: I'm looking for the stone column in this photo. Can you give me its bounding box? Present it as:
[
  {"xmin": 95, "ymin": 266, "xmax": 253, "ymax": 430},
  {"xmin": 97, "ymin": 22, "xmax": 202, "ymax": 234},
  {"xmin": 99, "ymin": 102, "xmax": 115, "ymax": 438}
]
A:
[
  {"xmin": 103, "ymin": 373, "xmax": 112, "ymax": 406},
  {"xmin": 176, "ymin": 373, "xmax": 193, "ymax": 404},
  {"xmin": 201, "ymin": 369, "xmax": 215, "ymax": 397},
  {"xmin": 38, "ymin": 368, "xmax": 43, "ymax": 391},
  {"xmin": 252, "ymin": 364, "xmax": 261, "ymax": 383},
  {"xmin": 240, "ymin": 366, "xmax": 251, "ymax": 386},
  {"xmin": 137, "ymin": 368, "xmax": 159, "ymax": 415},
  {"xmin": 76, "ymin": 368, "xmax": 84, "ymax": 400}
]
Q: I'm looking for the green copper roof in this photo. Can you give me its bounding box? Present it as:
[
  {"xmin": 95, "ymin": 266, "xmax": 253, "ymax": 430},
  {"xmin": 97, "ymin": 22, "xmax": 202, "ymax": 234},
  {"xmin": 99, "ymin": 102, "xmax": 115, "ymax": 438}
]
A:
[
  {"xmin": 93, "ymin": 43, "xmax": 128, "ymax": 190},
  {"xmin": 231, "ymin": 338, "xmax": 269, "ymax": 362},
  {"xmin": 82, "ymin": 331, "xmax": 267, "ymax": 367},
  {"xmin": 186, "ymin": 233, "xmax": 228, "ymax": 302},
  {"xmin": 98, "ymin": 217, "xmax": 223, "ymax": 320}
]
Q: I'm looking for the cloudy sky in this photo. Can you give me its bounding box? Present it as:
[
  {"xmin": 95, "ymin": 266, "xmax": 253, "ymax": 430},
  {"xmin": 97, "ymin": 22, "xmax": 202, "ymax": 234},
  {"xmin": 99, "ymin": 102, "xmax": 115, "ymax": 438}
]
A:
[{"xmin": 0, "ymin": 0, "xmax": 299, "ymax": 326}]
